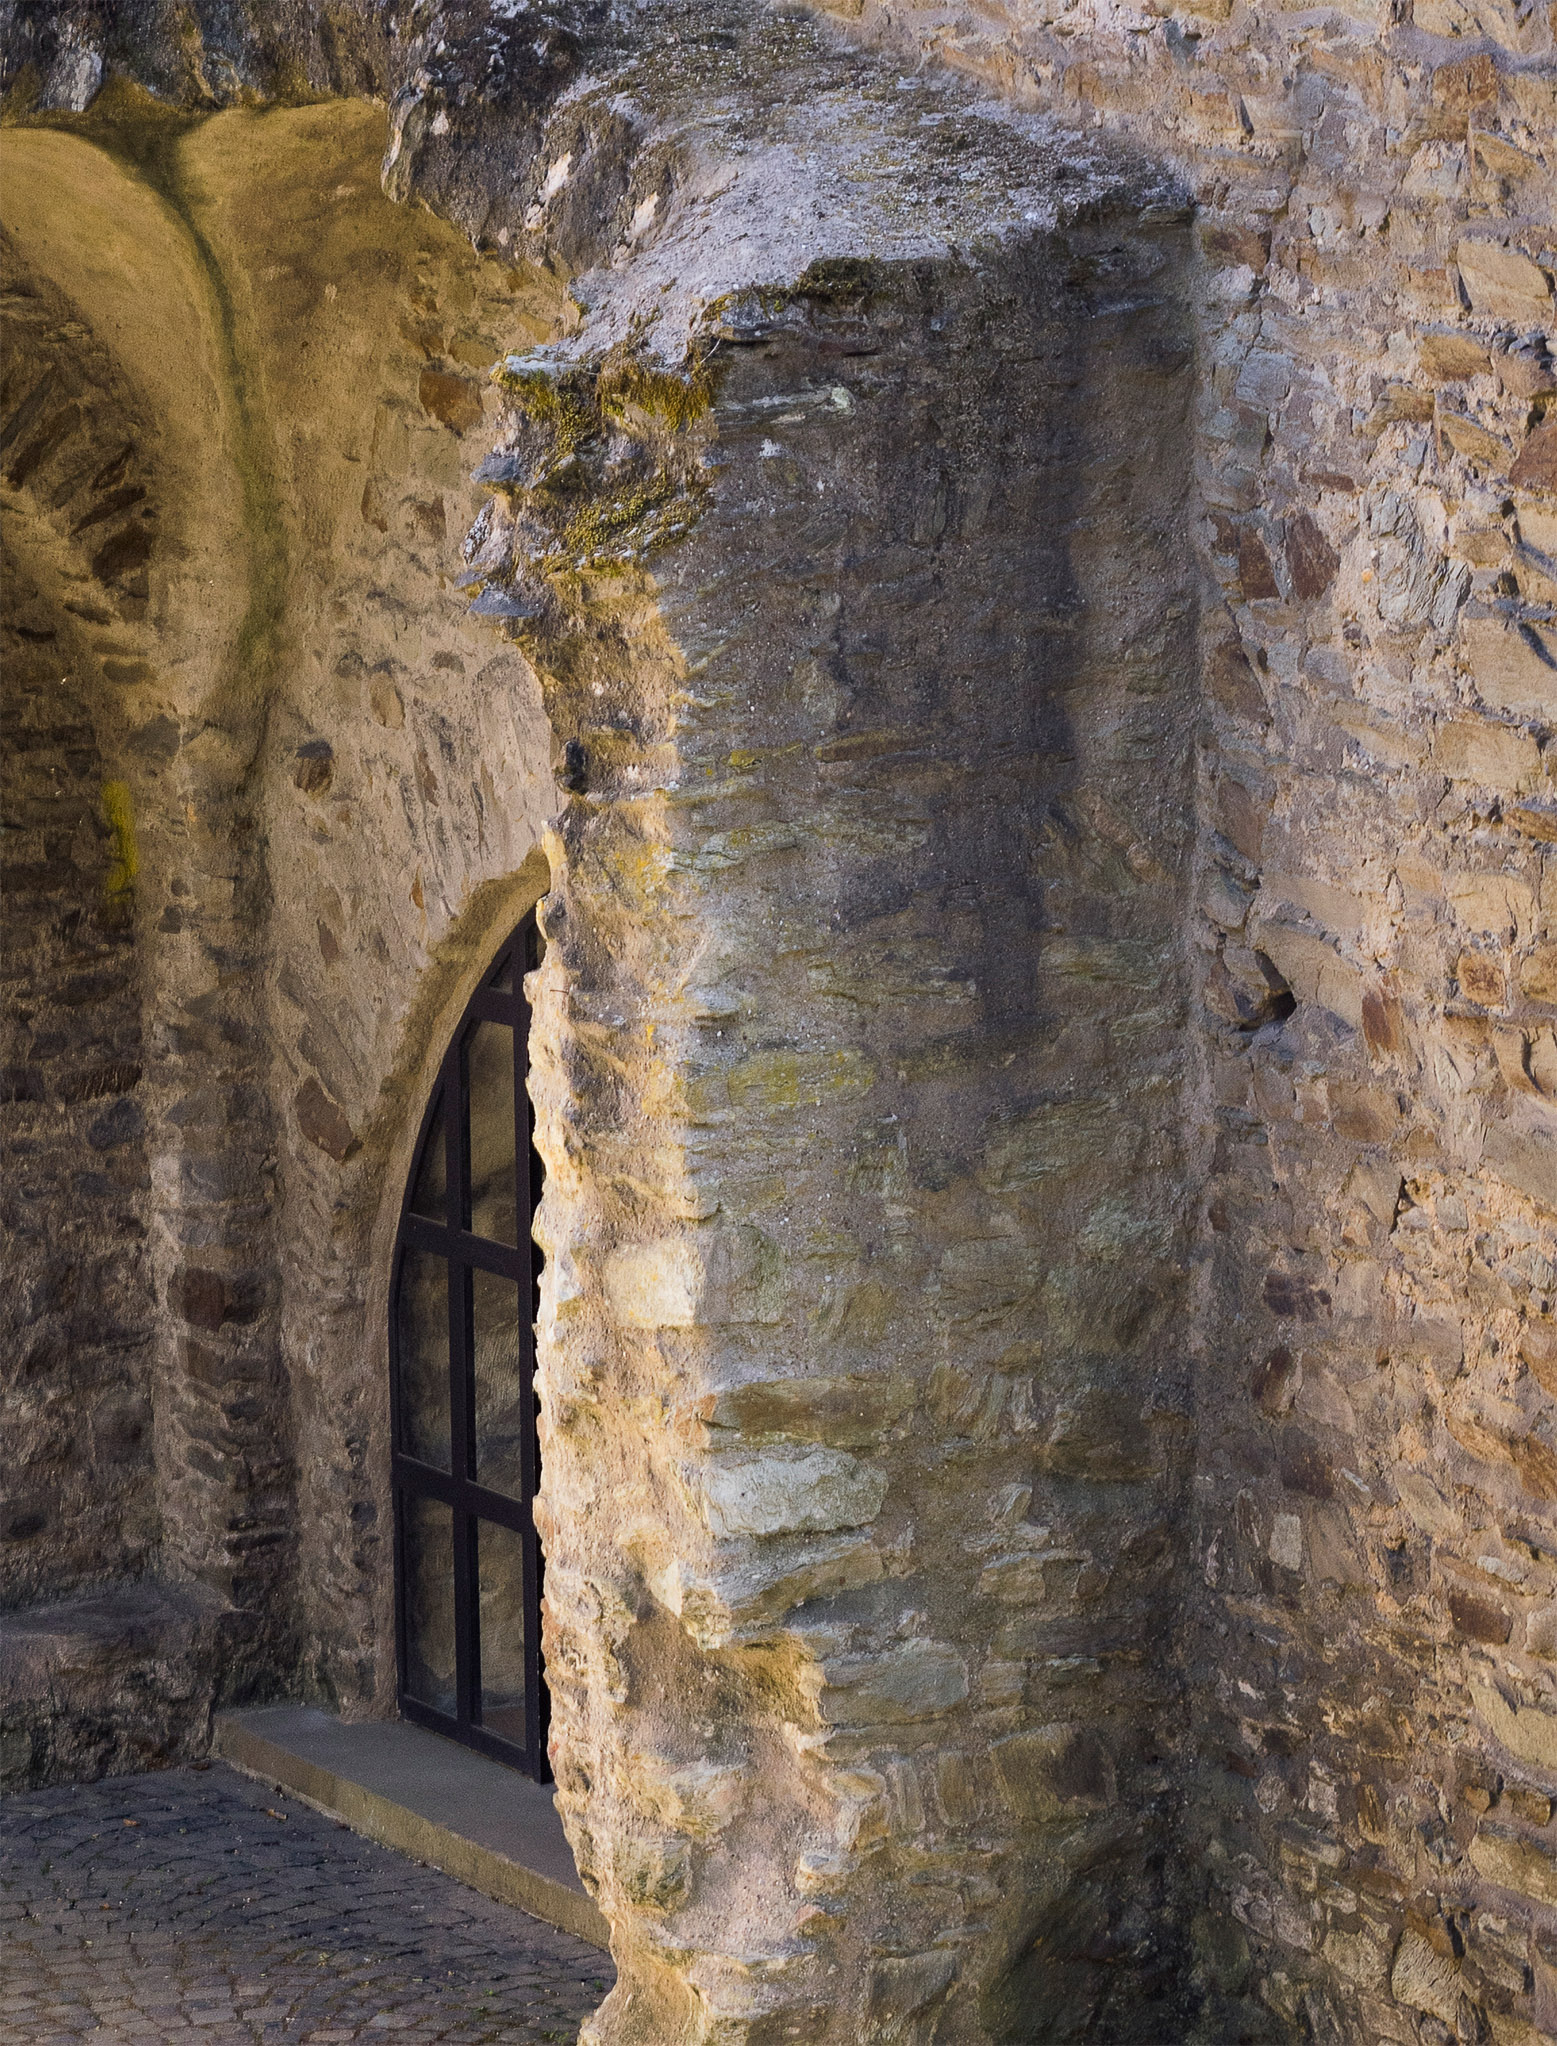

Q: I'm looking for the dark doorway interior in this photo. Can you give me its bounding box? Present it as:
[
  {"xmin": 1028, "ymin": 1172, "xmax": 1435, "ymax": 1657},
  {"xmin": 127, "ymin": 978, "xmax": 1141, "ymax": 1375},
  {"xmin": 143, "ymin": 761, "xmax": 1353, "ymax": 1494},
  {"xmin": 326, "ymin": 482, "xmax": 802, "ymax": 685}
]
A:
[{"xmin": 391, "ymin": 911, "xmax": 549, "ymax": 1779}]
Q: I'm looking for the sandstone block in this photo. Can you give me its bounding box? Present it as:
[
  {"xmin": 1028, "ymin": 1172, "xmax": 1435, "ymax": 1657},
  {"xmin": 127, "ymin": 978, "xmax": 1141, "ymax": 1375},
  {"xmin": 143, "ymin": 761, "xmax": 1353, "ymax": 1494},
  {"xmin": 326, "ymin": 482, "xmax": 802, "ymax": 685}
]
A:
[
  {"xmin": 1510, "ymin": 803, "xmax": 1557, "ymax": 843},
  {"xmin": 1254, "ymin": 922, "xmax": 1364, "ymax": 1029},
  {"xmin": 1321, "ymin": 1924, "xmax": 1390, "ymax": 1996},
  {"xmin": 1457, "ymin": 240, "xmax": 1553, "ymax": 322},
  {"xmin": 1523, "ymin": 946, "xmax": 1557, "ymax": 1005},
  {"xmin": 1433, "ymin": 718, "xmax": 1542, "ymax": 789},
  {"xmin": 603, "ymin": 1239, "xmax": 700, "ymax": 1328},
  {"xmin": 1363, "ymin": 385, "xmax": 1434, "ymax": 435},
  {"xmin": 1449, "ymin": 871, "xmax": 1537, "ymax": 943},
  {"xmin": 1439, "ymin": 410, "xmax": 1510, "ymax": 472},
  {"xmin": 723, "ymin": 1048, "xmax": 875, "ymax": 1114},
  {"xmin": 706, "ymin": 1376, "xmax": 915, "ymax": 1449},
  {"xmin": 1511, "ymin": 418, "xmax": 1557, "ymax": 495},
  {"xmin": 1420, "ymin": 333, "xmax": 1492, "ymax": 382},
  {"xmin": 1269, "ymin": 1512, "xmax": 1303, "ymax": 1572},
  {"xmin": 293, "ymin": 1075, "xmax": 356, "ymax": 1162},
  {"xmin": 698, "ymin": 1449, "xmax": 886, "ymax": 1539},
  {"xmin": 1483, "ymin": 1115, "xmax": 1557, "ymax": 1215},
  {"xmin": 1390, "ymin": 1929, "xmax": 1461, "ymax": 2026},
  {"xmin": 991, "ymin": 1723, "xmax": 1115, "ymax": 1820},
  {"xmin": 1469, "ymin": 1829, "xmax": 1557, "ymax": 1909},
  {"xmin": 866, "ymin": 1950, "xmax": 957, "ymax": 2025},
  {"xmin": 977, "ymin": 1552, "xmax": 1053, "ymax": 1602},
  {"xmin": 1523, "ymin": 1319, "xmax": 1557, "ymax": 1394},
  {"xmin": 1459, "ymin": 614, "xmax": 1557, "ymax": 720},
  {"xmin": 819, "ymin": 1642, "xmax": 969, "ymax": 1726},
  {"xmin": 1203, "ymin": 870, "xmax": 1254, "ymax": 931},
  {"xmin": 417, "ymin": 368, "xmax": 483, "ymax": 435},
  {"xmin": 1328, "ymin": 1082, "xmax": 1398, "ymax": 1144},
  {"xmin": 1471, "ymin": 1680, "xmax": 1557, "ymax": 1773},
  {"xmin": 1263, "ymin": 873, "xmax": 1368, "ymax": 942},
  {"xmin": 661, "ymin": 1533, "xmax": 887, "ymax": 1646},
  {"xmin": 1457, "ymin": 949, "xmax": 1508, "ymax": 1008},
  {"xmin": 1449, "ymin": 1586, "xmax": 1513, "ymax": 1644}
]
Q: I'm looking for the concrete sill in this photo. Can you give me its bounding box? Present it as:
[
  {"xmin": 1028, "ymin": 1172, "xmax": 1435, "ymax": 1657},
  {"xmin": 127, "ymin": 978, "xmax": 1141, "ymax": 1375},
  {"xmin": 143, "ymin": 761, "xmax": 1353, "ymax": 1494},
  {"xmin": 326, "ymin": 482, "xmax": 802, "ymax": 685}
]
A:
[{"xmin": 213, "ymin": 1704, "xmax": 609, "ymax": 1950}]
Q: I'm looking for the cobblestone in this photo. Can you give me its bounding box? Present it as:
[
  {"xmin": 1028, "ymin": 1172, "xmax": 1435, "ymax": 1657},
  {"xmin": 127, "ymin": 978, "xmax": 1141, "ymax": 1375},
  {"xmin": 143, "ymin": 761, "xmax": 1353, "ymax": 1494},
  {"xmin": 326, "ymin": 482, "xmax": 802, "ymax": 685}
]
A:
[{"xmin": 0, "ymin": 1764, "xmax": 613, "ymax": 2043}]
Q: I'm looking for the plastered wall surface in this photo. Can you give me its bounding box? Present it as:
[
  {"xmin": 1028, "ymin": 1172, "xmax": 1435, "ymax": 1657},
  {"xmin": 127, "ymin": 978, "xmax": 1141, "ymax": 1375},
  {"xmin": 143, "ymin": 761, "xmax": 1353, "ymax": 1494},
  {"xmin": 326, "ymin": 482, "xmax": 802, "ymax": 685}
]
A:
[{"xmin": 0, "ymin": 0, "xmax": 1554, "ymax": 2040}]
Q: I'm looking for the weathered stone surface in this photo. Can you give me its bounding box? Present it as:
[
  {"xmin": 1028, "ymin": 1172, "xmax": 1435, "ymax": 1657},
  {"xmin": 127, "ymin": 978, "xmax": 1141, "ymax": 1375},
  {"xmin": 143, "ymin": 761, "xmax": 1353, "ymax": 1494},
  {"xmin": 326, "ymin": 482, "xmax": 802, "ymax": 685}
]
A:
[
  {"xmin": 1456, "ymin": 239, "xmax": 1554, "ymax": 323},
  {"xmin": 699, "ymin": 1451, "xmax": 887, "ymax": 1540},
  {"xmin": 1460, "ymin": 613, "xmax": 1557, "ymax": 718},
  {"xmin": 3, "ymin": 0, "xmax": 1556, "ymax": 2041},
  {"xmin": 819, "ymin": 1643, "xmax": 971, "ymax": 1725},
  {"xmin": 0, "ymin": 1584, "xmax": 246, "ymax": 1789}
]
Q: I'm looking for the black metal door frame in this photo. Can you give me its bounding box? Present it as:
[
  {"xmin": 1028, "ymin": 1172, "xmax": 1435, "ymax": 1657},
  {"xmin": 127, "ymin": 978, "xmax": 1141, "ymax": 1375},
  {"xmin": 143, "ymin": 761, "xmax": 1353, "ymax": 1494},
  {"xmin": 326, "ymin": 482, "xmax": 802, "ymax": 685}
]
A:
[{"xmin": 390, "ymin": 909, "xmax": 549, "ymax": 1779}]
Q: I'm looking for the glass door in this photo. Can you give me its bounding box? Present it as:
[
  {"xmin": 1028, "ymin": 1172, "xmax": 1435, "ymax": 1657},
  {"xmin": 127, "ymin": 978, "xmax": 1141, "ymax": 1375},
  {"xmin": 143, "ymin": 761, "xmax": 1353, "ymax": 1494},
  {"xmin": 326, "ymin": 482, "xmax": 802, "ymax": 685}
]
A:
[{"xmin": 390, "ymin": 910, "xmax": 548, "ymax": 1778}]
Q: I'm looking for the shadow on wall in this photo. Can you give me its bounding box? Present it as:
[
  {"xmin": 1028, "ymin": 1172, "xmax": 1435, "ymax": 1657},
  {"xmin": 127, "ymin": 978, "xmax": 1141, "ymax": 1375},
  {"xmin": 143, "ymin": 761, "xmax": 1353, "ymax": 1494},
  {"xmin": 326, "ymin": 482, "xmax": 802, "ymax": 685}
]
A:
[{"xmin": 0, "ymin": 88, "xmax": 562, "ymax": 1787}]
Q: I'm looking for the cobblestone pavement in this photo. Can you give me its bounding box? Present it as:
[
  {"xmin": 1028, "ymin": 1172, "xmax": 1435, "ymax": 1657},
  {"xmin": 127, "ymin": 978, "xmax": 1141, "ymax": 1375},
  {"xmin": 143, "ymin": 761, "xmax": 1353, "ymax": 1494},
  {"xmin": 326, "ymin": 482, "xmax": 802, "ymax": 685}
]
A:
[{"xmin": 0, "ymin": 1763, "xmax": 613, "ymax": 2043}]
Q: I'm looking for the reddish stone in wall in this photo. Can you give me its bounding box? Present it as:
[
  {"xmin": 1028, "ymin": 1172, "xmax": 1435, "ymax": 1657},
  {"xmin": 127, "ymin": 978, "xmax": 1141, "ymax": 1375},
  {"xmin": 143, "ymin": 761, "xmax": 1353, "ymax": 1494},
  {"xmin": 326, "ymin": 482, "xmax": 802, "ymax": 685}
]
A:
[
  {"xmin": 1284, "ymin": 512, "xmax": 1338, "ymax": 599},
  {"xmin": 1238, "ymin": 526, "xmax": 1280, "ymax": 599},
  {"xmin": 293, "ymin": 1076, "xmax": 357, "ymax": 1162},
  {"xmin": 1511, "ymin": 417, "xmax": 1557, "ymax": 493}
]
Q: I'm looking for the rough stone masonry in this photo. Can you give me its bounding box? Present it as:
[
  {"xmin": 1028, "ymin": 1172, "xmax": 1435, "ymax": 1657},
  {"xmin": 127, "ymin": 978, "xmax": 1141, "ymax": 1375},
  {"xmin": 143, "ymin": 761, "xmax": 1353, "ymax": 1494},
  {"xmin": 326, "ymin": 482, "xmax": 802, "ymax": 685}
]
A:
[{"xmin": 0, "ymin": 0, "xmax": 1554, "ymax": 2042}]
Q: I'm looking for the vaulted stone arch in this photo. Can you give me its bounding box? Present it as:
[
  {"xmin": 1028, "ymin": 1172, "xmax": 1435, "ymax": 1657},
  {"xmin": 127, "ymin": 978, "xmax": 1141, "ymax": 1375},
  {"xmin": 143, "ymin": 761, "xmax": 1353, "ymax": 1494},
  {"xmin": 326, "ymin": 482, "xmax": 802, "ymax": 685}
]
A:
[
  {"xmin": 4, "ymin": 42, "xmax": 1201, "ymax": 2031},
  {"xmin": 0, "ymin": 93, "xmax": 564, "ymax": 1773}
]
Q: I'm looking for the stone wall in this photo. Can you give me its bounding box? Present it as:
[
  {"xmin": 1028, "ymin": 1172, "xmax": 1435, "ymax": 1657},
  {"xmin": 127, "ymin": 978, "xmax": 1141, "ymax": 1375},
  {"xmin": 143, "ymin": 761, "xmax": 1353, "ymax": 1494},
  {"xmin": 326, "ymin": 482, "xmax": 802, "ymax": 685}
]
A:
[
  {"xmin": 816, "ymin": 3, "xmax": 1557, "ymax": 2039},
  {"xmin": 1, "ymin": 541, "xmax": 154, "ymax": 1610},
  {"xmin": 2, "ymin": 2, "xmax": 1555, "ymax": 2042},
  {"xmin": 0, "ymin": 94, "xmax": 562, "ymax": 1772},
  {"xmin": 517, "ymin": 199, "xmax": 1200, "ymax": 2044}
]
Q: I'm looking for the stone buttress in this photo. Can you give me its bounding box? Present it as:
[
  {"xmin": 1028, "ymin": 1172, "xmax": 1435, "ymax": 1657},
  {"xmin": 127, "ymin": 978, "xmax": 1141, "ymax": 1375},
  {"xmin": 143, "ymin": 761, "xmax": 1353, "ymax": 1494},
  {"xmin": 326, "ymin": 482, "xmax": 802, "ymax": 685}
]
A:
[{"xmin": 435, "ymin": 9, "xmax": 1203, "ymax": 2033}]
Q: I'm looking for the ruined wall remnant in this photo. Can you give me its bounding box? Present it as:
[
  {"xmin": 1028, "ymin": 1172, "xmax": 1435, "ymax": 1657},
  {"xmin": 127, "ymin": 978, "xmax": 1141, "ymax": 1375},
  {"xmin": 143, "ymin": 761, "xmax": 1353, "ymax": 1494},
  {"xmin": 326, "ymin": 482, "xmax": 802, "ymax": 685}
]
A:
[
  {"xmin": 358, "ymin": 5, "xmax": 1202, "ymax": 2034},
  {"xmin": 2, "ymin": 0, "xmax": 1555, "ymax": 2039},
  {"xmin": 516, "ymin": 177, "xmax": 1199, "ymax": 2046}
]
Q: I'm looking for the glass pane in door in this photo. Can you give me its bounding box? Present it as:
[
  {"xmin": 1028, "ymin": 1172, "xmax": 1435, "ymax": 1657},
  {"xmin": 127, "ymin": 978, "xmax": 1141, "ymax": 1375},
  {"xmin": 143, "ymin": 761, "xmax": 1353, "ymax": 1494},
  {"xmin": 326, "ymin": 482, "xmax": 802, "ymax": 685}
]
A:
[
  {"xmin": 471, "ymin": 1268, "xmax": 526, "ymax": 1499},
  {"xmin": 477, "ymin": 1517, "xmax": 529, "ymax": 1746},
  {"xmin": 402, "ymin": 1495, "xmax": 457, "ymax": 1714},
  {"xmin": 466, "ymin": 1021, "xmax": 517, "ymax": 1244},
  {"xmin": 394, "ymin": 1250, "xmax": 451, "ymax": 1470},
  {"xmin": 408, "ymin": 1096, "xmax": 447, "ymax": 1219}
]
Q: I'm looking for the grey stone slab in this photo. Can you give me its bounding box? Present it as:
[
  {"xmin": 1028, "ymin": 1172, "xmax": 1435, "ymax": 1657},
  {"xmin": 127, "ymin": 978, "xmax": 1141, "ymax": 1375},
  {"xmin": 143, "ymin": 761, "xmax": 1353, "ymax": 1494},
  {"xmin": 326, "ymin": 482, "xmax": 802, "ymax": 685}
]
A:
[{"xmin": 213, "ymin": 1708, "xmax": 607, "ymax": 1951}]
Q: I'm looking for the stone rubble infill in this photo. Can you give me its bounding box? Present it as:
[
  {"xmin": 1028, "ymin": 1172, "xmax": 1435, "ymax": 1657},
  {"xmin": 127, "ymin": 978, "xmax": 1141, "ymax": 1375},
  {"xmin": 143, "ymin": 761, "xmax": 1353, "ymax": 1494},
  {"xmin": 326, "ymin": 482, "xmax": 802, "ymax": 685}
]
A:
[{"xmin": 0, "ymin": 1763, "xmax": 613, "ymax": 2044}]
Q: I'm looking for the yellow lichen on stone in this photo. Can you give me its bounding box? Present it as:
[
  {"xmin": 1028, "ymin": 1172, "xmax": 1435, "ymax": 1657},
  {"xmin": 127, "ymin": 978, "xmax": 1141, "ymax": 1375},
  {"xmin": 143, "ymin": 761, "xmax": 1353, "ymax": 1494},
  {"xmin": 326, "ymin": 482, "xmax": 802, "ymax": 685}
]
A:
[{"xmin": 101, "ymin": 780, "xmax": 138, "ymax": 895}]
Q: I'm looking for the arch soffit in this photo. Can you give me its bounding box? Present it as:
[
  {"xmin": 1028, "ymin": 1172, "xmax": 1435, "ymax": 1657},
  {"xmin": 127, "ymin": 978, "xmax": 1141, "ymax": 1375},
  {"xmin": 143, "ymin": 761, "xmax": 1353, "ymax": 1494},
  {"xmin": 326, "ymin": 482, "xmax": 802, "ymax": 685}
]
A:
[
  {"xmin": 1, "ymin": 125, "xmax": 249, "ymax": 704},
  {"xmin": 354, "ymin": 848, "xmax": 556, "ymax": 1290}
]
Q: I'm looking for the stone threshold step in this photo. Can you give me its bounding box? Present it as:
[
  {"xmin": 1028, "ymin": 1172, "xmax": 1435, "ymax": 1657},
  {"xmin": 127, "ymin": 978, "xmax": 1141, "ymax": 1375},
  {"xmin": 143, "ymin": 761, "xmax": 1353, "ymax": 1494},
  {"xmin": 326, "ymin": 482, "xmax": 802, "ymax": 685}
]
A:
[{"xmin": 213, "ymin": 1704, "xmax": 609, "ymax": 1950}]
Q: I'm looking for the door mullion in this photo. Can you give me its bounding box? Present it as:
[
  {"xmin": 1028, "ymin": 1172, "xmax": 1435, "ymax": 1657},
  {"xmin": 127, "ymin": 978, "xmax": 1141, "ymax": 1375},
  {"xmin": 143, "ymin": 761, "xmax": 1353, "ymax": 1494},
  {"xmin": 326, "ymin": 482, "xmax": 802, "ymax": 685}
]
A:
[
  {"xmin": 453, "ymin": 1506, "xmax": 478, "ymax": 1733},
  {"xmin": 447, "ymin": 1039, "xmax": 477, "ymax": 1732}
]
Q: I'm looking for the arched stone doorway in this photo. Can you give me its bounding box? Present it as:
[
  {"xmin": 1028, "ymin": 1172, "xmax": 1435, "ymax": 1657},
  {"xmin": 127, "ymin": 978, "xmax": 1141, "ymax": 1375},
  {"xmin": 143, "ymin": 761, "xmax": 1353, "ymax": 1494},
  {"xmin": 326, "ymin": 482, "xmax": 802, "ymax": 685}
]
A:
[
  {"xmin": 0, "ymin": 97, "xmax": 566, "ymax": 1784},
  {"xmin": 391, "ymin": 909, "xmax": 550, "ymax": 1780}
]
